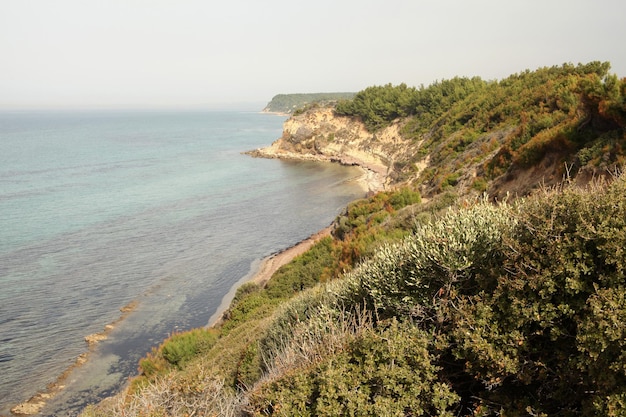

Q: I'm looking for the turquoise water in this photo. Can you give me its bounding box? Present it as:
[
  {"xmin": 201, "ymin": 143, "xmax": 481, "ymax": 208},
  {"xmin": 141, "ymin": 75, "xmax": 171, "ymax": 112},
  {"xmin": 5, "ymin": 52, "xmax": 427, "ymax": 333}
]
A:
[{"xmin": 0, "ymin": 111, "xmax": 365, "ymax": 416}]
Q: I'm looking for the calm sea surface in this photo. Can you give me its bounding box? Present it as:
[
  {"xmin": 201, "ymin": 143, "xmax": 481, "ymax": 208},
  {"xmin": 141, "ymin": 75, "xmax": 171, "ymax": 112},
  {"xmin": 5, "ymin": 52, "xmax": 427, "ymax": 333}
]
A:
[{"xmin": 0, "ymin": 110, "xmax": 365, "ymax": 416}]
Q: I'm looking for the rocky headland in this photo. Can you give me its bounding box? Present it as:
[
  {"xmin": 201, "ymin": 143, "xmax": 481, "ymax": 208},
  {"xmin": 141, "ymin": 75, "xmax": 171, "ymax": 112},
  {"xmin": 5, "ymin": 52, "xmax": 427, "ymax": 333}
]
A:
[{"xmin": 247, "ymin": 107, "xmax": 407, "ymax": 194}]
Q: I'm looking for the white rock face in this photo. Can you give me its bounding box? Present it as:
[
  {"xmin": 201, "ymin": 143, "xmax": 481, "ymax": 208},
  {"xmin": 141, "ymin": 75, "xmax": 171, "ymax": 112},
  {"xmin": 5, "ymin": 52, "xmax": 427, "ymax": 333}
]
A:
[{"xmin": 250, "ymin": 107, "xmax": 417, "ymax": 192}]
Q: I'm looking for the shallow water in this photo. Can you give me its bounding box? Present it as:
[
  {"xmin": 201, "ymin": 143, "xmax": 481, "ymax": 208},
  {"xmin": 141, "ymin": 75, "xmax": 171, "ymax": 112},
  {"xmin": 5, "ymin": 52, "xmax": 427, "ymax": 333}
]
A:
[{"xmin": 0, "ymin": 110, "xmax": 364, "ymax": 416}]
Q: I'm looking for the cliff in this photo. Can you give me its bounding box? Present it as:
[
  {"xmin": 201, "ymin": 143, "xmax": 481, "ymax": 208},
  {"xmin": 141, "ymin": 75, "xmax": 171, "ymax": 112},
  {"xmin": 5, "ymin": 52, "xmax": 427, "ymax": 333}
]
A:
[
  {"xmin": 253, "ymin": 63, "xmax": 626, "ymax": 202},
  {"xmin": 249, "ymin": 105, "xmax": 573, "ymax": 200},
  {"xmin": 249, "ymin": 106, "xmax": 400, "ymax": 193}
]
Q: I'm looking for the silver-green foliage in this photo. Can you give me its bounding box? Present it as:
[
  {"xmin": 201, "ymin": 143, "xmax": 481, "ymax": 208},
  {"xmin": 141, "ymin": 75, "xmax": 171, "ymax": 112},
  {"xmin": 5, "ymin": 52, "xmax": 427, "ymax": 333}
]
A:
[
  {"xmin": 251, "ymin": 199, "xmax": 516, "ymax": 415},
  {"xmin": 351, "ymin": 199, "xmax": 516, "ymax": 318},
  {"xmin": 258, "ymin": 197, "xmax": 516, "ymax": 370}
]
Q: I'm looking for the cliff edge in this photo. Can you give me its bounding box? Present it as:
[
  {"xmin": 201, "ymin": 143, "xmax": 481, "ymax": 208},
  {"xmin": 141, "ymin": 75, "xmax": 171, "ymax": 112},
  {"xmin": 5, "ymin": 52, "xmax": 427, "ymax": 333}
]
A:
[
  {"xmin": 253, "ymin": 63, "xmax": 626, "ymax": 202},
  {"xmin": 248, "ymin": 106, "xmax": 410, "ymax": 193}
]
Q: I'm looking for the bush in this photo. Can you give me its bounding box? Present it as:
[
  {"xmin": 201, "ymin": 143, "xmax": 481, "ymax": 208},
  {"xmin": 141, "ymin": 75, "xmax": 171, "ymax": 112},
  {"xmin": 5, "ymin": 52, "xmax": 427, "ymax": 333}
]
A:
[
  {"xmin": 139, "ymin": 328, "xmax": 219, "ymax": 376},
  {"xmin": 253, "ymin": 177, "xmax": 626, "ymax": 415},
  {"xmin": 475, "ymin": 176, "xmax": 626, "ymax": 414},
  {"xmin": 264, "ymin": 237, "xmax": 335, "ymax": 299},
  {"xmin": 161, "ymin": 328, "xmax": 219, "ymax": 369},
  {"xmin": 249, "ymin": 320, "xmax": 459, "ymax": 416},
  {"xmin": 431, "ymin": 176, "xmax": 626, "ymax": 415},
  {"xmin": 353, "ymin": 198, "xmax": 515, "ymax": 319},
  {"xmin": 221, "ymin": 291, "xmax": 279, "ymax": 333}
]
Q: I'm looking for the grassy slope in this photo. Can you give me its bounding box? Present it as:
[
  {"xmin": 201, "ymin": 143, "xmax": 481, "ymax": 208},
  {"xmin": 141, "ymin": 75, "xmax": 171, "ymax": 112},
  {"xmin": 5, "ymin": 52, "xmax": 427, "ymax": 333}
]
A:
[{"xmin": 82, "ymin": 63, "xmax": 626, "ymax": 417}]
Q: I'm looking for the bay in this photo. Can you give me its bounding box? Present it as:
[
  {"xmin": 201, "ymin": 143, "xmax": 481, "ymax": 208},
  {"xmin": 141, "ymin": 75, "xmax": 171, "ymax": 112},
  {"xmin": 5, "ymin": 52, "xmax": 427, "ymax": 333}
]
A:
[{"xmin": 0, "ymin": 110, "xmax": 364, "ymax": 416}]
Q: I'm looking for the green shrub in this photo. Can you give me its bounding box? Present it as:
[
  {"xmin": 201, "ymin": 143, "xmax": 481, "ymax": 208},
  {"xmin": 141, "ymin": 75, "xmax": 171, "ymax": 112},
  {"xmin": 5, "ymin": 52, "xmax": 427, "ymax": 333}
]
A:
[
  {"xmin": 232, "ymin": 281, "xmax": 261, "ymax": 305},
  {"xmin": 221, "ymin": 291, "xmax": 279, "ymax": 332},
  {"xmin": 254, "ymin": 177, "xmax": 626, "ymax": 415},
  {"xmin": 235, "ymin": 341, "xmax": 262, "ymax": 390},
  {"xmin": 328, "ymin": 187, "xmax": 422, "ymax": 278},
  {"xmin": 471, "ymin": 177, "xmax": 488, "ymax": 192},
  {"xmin": 388, "ymin": 187, "xmax": 421, "ymax": 209},
  {"xmin": 264, "ymin": 237, "xmax": 334, "ymax": 299},
  {"xmin": 352, "ymin": 198, "xmax": 515, "ymax": 318},
  {"xmin": 435, "ymin": 176, "xmax": 626, "ymax": 415},
  {"xmin": 249, "ymin": 320, "xmax": 459, "ymax": 416},
  {"xmin": 160, "ymin": 328, "xmax": 219, "ymax": 369},
  {"xmin": 138, "ymin": 328, "xmax": 220, "ymax": 378}
]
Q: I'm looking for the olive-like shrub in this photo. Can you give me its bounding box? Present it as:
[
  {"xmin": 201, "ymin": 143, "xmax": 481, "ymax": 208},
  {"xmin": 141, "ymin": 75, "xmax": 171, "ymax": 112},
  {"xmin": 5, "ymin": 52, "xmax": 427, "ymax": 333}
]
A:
[{"xmin": 251, "ymin": 176, "xmax": 626, "ymax": 415}]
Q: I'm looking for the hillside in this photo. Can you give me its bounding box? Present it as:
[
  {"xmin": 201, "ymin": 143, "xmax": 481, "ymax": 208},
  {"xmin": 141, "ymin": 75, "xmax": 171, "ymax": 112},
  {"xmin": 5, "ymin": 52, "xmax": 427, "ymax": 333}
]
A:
[
  {"xmin": 81, "ymin": 63, "xmax": 626, "ymax": 417},
  {"xmin": 262, "ymin": 92, "xmax": 356, "ymax": 114},
  {"xmin": 252, "ymin": 62, "xmax": 625, "ymax": 200}
]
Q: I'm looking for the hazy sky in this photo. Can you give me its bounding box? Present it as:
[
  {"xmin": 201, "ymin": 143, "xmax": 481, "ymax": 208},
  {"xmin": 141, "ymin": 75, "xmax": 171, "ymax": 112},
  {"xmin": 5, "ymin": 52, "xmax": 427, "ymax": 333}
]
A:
[{"xmin": 2, "ymin": 0, "xmax": 625, "ymax": 110}]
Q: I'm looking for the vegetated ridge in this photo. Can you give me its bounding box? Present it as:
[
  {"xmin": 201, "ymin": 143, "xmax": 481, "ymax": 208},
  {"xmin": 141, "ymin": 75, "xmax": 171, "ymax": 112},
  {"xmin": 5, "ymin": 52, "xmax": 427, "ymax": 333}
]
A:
[
  {"xmin": 252, "ymin": 61, "xmax": 625, "ymax": 200},
  {"xmin": 81, "ymin": 62, "xmax": 626, "ymax": 417},
  {"xmin": 262, "ymin": 92, "xmax": 356, "ymax": 114}
]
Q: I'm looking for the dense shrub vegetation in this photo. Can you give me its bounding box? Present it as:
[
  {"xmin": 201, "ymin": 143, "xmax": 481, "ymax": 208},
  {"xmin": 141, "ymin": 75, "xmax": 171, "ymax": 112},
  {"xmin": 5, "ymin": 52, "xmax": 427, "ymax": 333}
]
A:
[
  {"xmin": 83, "ymin": 174, "xmax": 626, "ymax": 417},
  {"xmin": 336, "ymin": 78, "xmax": 485, "ymax": 131},
  {"xmin": 264, "ymin": 93, "xmax": 356, "ymax": 114},
  {"xmin": 81, "ymin": 63, "xmax": 626, "ymax": 417},
  {"xmin": 338, "ymin": 62, "xmax": 626, "ymax": 194}
]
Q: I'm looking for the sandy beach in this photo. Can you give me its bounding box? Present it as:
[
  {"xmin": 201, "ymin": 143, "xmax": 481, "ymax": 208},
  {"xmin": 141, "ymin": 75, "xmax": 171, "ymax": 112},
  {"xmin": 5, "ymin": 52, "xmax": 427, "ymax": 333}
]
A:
[
  {"xmin": 251, "ymin": 226, "xmax": 333, "ymax": 287},
  {"xmin": 223, "ymin": 161, "xmax": 382, "ymax": 296},
  {"xmin": 245, "ymin": 166, "xmax": 385, "ymax": 288},
  {"xmin": 207, "ymin": 225, "xmax": 335, "ymax": 329},
  {"xmin": 208, "ymin": 164, "xmax": 382, "ymax": 328}
]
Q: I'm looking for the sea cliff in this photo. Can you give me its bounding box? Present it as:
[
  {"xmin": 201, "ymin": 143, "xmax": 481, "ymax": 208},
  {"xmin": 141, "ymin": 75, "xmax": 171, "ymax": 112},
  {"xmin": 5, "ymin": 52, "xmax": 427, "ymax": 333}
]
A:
[
  {"xmin": 248, "ymin": 106, "xmax": 402, "ymax": 193},
  {"xmin": 257, "ymin": 63, "xmax": 626, "ymax": 202}
]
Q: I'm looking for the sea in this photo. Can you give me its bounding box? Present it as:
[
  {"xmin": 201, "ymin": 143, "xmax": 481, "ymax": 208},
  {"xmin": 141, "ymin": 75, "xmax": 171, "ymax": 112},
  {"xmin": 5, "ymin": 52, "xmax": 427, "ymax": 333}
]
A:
[{"xmin": 0, "ymin": 110, "xmax": 365, "ymax": 416}]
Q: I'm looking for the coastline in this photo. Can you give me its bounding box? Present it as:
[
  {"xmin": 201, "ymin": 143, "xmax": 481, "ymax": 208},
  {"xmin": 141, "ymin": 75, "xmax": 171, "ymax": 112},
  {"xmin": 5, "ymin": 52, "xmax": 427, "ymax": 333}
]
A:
[
  {"xmin": 208, "ymin": 226, "xmax": 334, "ymax": 328},
  {"xmin": 8, "ymin": 301, "xmax": 138, "ymax": 417},
  {"xmin": 208, "ymin": 159, "xmax": 383, "ymax": 329},
  {"xmin": 245, "ymin": 148, "xmax": 387, "ymax": 195},
  {"xmin": 8, "ymin": 224, "xmax": 340, "ymax": 416},
  {"xmin": 250, "ymin": 226, "xmax": 333, "ymax": 287},
  {"xmin": 9, "ymin": 153, "xmax": 383, "ymax": 417}
]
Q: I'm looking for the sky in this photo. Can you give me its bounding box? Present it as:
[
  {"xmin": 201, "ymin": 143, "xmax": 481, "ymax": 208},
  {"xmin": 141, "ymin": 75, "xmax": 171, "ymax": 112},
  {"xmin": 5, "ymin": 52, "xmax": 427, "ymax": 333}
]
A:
[{"xmin": 1, "ymin": 0, "xmax": 625, "ymax": 110}]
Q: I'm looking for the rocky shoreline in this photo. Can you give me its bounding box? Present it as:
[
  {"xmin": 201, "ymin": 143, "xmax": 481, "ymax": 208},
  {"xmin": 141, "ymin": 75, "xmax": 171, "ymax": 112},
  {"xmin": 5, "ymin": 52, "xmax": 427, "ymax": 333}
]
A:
[
  {"xmin": 8, "ymin": 301, "xmax": 138, "ymax": 416},
  {"xmin": 245, "ymin": 147, "xmax": 387, "ymax": 194}
]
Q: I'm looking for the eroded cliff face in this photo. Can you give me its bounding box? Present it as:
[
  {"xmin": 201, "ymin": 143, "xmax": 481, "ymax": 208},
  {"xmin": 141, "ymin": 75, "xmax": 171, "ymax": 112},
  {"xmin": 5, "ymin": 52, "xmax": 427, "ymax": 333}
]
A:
[
  {"xmin": 249, "ymin": 105, "xmax": 597, "ymax": 200},
  {"xmin": 249, "ymin": 107, "xmax": 416, "ymax": 192}
]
